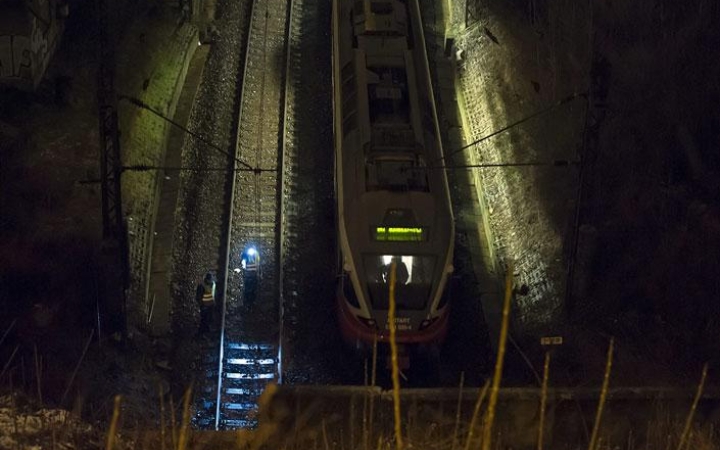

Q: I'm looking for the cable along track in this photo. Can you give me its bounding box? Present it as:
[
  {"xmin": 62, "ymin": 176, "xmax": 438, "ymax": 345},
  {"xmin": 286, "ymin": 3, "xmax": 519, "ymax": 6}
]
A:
[{"xmin": 214, "ymin": 0, "xmax": 292, "ymax": 430}]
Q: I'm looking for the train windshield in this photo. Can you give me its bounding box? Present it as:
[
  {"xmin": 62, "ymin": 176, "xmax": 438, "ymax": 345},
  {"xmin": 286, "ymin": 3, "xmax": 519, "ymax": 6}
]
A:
[{"xmin": 363, "ymin": 254, "xmax": 436, "ymax": 310}]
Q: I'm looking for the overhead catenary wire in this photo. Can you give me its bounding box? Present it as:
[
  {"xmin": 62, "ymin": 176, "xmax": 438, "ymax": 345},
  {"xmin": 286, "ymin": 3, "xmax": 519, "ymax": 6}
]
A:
[
  {"xmin": 431, "ymin": 160, "xmax": 579, "ymax": 170},
  {"xmin": 436, "ymin": 91, "xmax": 587, "ymax": 164},
  {"xmin": 75, "ymin": 160, "xmax": 572, "ymax": 183},
  {"xmin": 120, "ymin": 164, "xmax": 277, "ymax": 173},
  {"xmin": 127, "ymin": 161, "xmax": 576, "ymax": 172},
  {"xmin": 77, "ymin": 93, "xmax": 586, "ymax": 183},
  {"xmin": 117, "ymin": 94, "xmax": 259, "ymax": 172},
  {"xmin": 117, "ymin": 91, "xmax": 585, "ymax": 175},
  {"xmin": 71, "ymin": 158, "xmax": 575, "ymax": 187},
  {"xmin": 76, "ymin": 164, "xmax": 276, "ymax": 184}
]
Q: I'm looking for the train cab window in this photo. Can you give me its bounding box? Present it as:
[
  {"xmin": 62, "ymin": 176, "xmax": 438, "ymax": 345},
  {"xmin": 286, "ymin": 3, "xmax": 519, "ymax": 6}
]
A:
[{"xmin": 363, "ymin": 254, "xmax": 436, "ymax": 310}]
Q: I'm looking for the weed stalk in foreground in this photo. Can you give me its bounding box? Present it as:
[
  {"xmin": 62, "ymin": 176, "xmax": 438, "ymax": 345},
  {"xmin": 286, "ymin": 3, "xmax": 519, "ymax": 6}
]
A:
[
  {"xmin": 177, "ymin": 385, "xmax": 193, "ymax": 450},
  {"xmin": 537, "ymin": 351, "xmax": 551, "ymax": 450},
  {"xmin": 677, "ymin": 362, "xmax": 709, "ymax": 450},
  {"xmin": 105, "ymin": 395, "xmax": 121, "ymax": 450},
  {"xmin": 388, "ymin": 261, "xmax": 403, "ymax": 450},
  {"xmin": 481, "ymin": 263, "xmax": 514, "ymax": 450},
  {"xmin": 169, "ymin": 395, "xmax": 178, "ymax": 450},
  {"xmin": 159, "ymin": 383, "xmax": 166, "ymax": 450},
  {"xmin": 463, "ymin": 380, "xmax": 490, "ymax": 450},
  {"xmin": 588, "ymin": 337, "xmax": 614, "ymax": 450},
  {"xmin": 451, "ymin": 371, "xmax": 465, "ymax": 450}
]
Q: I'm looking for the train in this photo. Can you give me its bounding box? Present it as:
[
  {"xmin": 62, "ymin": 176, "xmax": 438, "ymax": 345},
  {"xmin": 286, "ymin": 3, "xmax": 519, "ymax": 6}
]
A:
[{"xmin": 332, "ymin": 0, "xmax": 455, "ymax": 365}]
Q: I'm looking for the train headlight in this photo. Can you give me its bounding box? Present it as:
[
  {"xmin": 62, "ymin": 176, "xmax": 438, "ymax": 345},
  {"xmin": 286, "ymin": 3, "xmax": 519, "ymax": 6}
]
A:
[
  {"xmin": 358, "ymin": 317, "xmax": 377, "ymax": 329},
  {"xmin": 419, "ymin": 318, "xmax": 438, "ymax": 330}
]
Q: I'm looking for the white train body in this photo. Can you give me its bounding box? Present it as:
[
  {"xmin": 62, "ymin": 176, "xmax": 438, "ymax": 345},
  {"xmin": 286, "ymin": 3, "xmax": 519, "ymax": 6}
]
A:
[{"xmin": 332, "ymin": 0, "xmax": 455, "ymax": 346}]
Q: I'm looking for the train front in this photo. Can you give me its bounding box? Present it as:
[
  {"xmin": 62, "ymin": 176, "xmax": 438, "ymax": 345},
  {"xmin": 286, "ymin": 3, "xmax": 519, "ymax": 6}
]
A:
[
  {"xmin": 333, "ymin": 0, "xmax": 455, "ymax": 353},
  {"xmin": 337, "ymin": 198, "xmax": 454, "ymax": 349}
]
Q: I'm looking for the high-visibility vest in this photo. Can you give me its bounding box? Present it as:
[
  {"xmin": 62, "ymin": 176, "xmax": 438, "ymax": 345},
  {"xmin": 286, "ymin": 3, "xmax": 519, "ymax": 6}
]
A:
[
  {"xmin": 201, "ymin": 281, "xmax": 215, "ymax": 305},
  {"xmin": 243, "ymin": 253, "xmax": 260, "ymax": 271}
]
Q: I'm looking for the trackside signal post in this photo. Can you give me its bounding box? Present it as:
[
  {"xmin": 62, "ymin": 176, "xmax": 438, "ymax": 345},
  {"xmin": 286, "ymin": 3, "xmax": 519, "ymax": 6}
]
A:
[{"xmin": 97, "ymin": 0, "xmax": 129, "ymax": 341}]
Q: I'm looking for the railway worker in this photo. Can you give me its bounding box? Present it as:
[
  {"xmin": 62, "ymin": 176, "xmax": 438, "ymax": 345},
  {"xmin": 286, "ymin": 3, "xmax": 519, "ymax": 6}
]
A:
[
  {"xmin": 241, "ymin": 246, "xmax": 260, "ymax": 274},
  {"xmin": 240, "ymin": 246, "xmax": 260, "ymax": 310},
  {"xmin": 197, "ymin": 272, "xmax": 216, "ymax": 335}
]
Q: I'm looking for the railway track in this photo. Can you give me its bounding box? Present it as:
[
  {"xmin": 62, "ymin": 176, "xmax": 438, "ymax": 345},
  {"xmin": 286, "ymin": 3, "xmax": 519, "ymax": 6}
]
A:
[
  {"xmin": 191, "ymin": 0, "xmax": 350, "ymax": 429},
  {"xmin": 189, "ymin": 1, "xmax": 488, "ymax": 418},
  {"xmin": 212, "ymin": 0, "xmax": 292, "ymax": 430},
  {"xmin": 279, "ymin": 0, "xmax": 365, "ymax": 383}
]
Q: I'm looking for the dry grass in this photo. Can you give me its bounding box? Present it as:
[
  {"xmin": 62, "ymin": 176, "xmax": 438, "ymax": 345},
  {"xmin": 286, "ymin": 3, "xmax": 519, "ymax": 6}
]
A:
[
  {"xmin": 2, "ymin": 266, "xmax": 715, "ymax": 449},
  {"xmin": 90, "ymin": 267, "xmax": 716, "ymax": 450}
]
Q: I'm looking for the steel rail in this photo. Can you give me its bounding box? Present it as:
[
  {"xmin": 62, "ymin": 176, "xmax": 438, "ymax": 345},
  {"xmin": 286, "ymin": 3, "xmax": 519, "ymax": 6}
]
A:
[
  {"xmin": 276, "ymin": 0, "xmax": 297, "ymax": 386},
  {"xmin": 214, "ymin": 0, "xmax": 259, "ymax": 430},
  {"xmin": 214, "ymin": 0, "xmax": 291, "ymax": 429}
]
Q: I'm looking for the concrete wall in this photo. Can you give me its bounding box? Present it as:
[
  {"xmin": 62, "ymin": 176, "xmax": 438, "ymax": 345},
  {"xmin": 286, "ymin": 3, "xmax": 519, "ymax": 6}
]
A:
[{"xmin": 267, "ymin": 385, "xmax": 720, "ymax": 449}]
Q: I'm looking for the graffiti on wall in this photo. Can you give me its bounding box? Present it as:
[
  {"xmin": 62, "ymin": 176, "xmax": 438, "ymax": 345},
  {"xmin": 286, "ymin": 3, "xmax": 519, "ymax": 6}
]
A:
[
  {"xmin": 0, "ymin": 35, "xmax": 32, "ymax": 81},
  {"xmin": 0, "ymin": 0, "xmax": 63, "ymax": 88},
  {"xmin": 29, "ymin": 0, "xmax": 59, "ymax": 84}
]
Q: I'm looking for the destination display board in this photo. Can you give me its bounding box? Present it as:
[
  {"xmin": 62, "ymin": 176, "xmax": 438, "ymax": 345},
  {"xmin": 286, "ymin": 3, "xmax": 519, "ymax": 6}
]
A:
[{"xmin": 372, "ymin": 226, "xmax": 426, "ymax": 242}]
